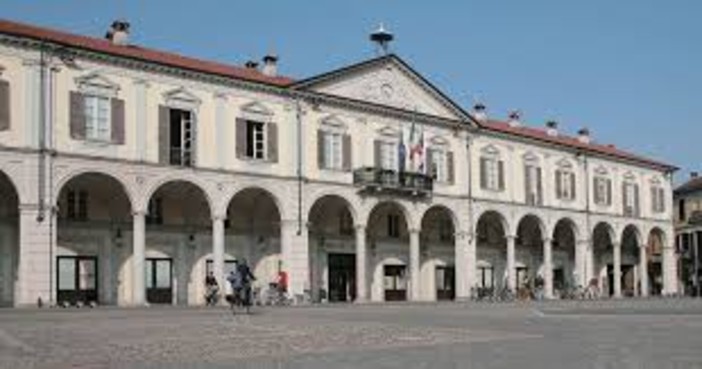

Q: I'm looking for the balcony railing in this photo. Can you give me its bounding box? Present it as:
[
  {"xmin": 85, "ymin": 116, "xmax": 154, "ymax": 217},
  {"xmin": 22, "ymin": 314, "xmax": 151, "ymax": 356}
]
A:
[{"xmin": 353, "ymin": 167, "xmax": 433, "ymax": 197}]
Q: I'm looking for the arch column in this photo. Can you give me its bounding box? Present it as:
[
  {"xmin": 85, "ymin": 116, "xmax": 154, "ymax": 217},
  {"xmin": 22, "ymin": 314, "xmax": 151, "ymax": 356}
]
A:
[
  {"xmin": 542, "ymin": 237, "xmax": 553, "ymax": 299},
  {"xmin": 409, "ymin": 228, "xmax": 421, "ymax": 301},
  {"xmin": 662, "ymin": 243, "xmax": 677, "ymax": 295},
  {"xmin": 132, "ymin": 210, "xmax": 146, "ymax": 306},
  {"xmin": 355, "ymin": 225, "xmax": 368, "ymax": 303},
  {"xmin": 454, "ymin": 230, "xmax": 474, "ymax": 301},
  {"xmin": 639, "ymin": 244, "xmax": 649, "ymax": 297},
  {"xmin": 281, "ymin": 219, "xmax": 310, "ymax": 301},
  {"xmin": 613, "ymin": 241, "xmax": 622, "ymax": 298},
  {"xmin": 211, "ymin": 213, "xmax": 226, "ymax": 298},
  {"xmin": 16, "ymin": 204, "xmax": 56, "ymax": 306},
  {"xmin": 506, "ymin": 235, "xmax": 516, "ymax": 292},
  {"xmin": 575, "ymin": 239, "xmax": 589, "ymax": 288}
]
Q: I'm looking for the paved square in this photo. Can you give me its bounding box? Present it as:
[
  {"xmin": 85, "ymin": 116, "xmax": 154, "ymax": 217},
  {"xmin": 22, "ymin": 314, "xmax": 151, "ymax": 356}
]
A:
[{"xmin": 1, "ymin": 300, "xmax": 702, "ymax": 368}]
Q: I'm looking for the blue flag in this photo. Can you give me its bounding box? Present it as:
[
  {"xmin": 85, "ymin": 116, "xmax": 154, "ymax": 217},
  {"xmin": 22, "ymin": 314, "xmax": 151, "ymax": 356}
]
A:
[{"xmin": 398, "ymin": 130, "xmax": 406, "ymax": 172}]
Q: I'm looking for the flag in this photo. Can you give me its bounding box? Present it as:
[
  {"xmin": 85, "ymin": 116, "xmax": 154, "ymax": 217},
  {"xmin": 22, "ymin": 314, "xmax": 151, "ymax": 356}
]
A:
[
  {"xmin": 398, "ymin": 130, "xmax": 406, "ymax": 172},
  {"xmin": 410, "ymin": 127, "xmax": 425, "ymax": 173}
]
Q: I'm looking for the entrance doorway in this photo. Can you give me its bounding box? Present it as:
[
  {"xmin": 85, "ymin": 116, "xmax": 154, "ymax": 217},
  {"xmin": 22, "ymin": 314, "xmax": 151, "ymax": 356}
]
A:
[
  {"xmin": 436, "ymin": 266, "xmax": 455, "ymax": 301},
  {"xmin": 384, "ymin": 265, "xmax": 407, "ymax": 301},
  {"xmin": 146, "ymin": 258, "xmax": 173, "ymax": 304},
  {"xmin": 516, "ymin": 266, "xmax": 529, "ymax": 291},
  {"xmin": 57, "ymin": 256, "xmax": 98, "ymax": 306},
  {"xmin": 328, "ymin": 254, "xmax": 356, "ymax": 302}
]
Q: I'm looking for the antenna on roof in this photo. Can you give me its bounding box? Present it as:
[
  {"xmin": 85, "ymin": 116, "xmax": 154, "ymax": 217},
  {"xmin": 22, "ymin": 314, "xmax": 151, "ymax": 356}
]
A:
[{"xmin": 370, "ymin": 23, "xmax": 394, "ymax": 56}]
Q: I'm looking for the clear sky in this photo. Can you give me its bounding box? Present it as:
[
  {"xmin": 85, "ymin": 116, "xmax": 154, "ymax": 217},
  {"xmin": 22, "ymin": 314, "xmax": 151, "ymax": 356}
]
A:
[{"xmin": 3, "ymin": 1, "xmax": 700, "ymax": 183}]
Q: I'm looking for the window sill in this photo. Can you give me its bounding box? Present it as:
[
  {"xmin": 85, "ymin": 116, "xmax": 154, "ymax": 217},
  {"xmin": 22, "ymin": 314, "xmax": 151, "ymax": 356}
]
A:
[
  {"xmin": 480, "ymin": 187, "xmax": 505, "ymax": 193},
  {"xmin": 239, "ymin": 157, "xmax": 274, "ymax": 165},
  {"xmin": 79, "ymin": 139, "xmax": 116, "ymax": 147},
  {"xmin": 321, "ymin": 167, "xmax": 351, "ymax": 173}
]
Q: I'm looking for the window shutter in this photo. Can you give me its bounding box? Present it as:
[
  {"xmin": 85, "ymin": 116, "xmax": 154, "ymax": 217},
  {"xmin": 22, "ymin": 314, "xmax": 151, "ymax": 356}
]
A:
[
  {"xmin": 606, "ymin": 179, "xmax": 612, "ymax": 205},
  {"xmin": 659, "ymin": 188, "xmax": 666, "ymax": 212},
  {"xmin": 342, "ymin": 133, "xmax": 352, "ymax": 171},
  {"xmin": 634, "ymin": 184, "xmax": 640, "ymax": 216},
  {"xmin": 555, "ymin": 171, "xmax": 562, "ymax": 199},
  {"xmin": 536, "ymin": 167, "xmax": 543, "ymax": 205},
  {"xmin": 593, "ymin": 178, "xmax": 600, "ymax": 204},
  {"xmin": 267, "ymin": 122, "xmax": 278, "ymax": 163},
  {"xmin": 236, "ymin": 118, "xmax": 247, "ymax": 158},
  {"xmin": 111, "ymin": 98, "xmax": 125, "ymax": 145},
  {"xmin": 446, "ymin": 151, "xmax": 454, "ymax": 184},
  {"xmin": 190, "ymin": 112, "xmax": 197, "ymax": 166},
  {"xmin": 524, "ymin": 165, "xmax": 531, "ymax": 204},
  {"xmin": 0, "ymin": 80, "xmax": 9, "ymax": 131},
  {"xmin": 570, "ymin": 173, "xmax": 576, "ymax": 200},
  {"xmin": 374, "ymin": 140, "xmax": 381, "ymax": 168},
  {"xmin": 70, "ymin": 91, "xmax": 86, "ymax": 140},
  {"xmin": 426, "ymin": 149, "xmax": 434, "ymax": 177},
  {"xmin": 158, "ymin": 105, "xmax": 170, "ymax": 165},
  {"xmin": 622, "ymin": 182, "xmax": 628, "ymax": 214},
  {"xmin": 480, "ymin": 157, "xmax": 487, "ymax": 189},
  {"xmin": 651, "ymin": 187, "xmax": 657, "ymax": 213},
  {"xmin": 497, "ymin": 160, "xmax": 505, "ymax": 190},
  {"xmin": 317, "ymin": 130, "xmax": 325, "ymax": 169}
]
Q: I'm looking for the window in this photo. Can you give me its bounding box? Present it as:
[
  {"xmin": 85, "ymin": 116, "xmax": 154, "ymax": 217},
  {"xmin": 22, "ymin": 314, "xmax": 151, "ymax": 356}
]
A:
[
  {"xmin": 84, "ymin": 95, "xmax": 111, "ymax": 141},
  {"xmin": 556, "ymin": 170, "xmax": 576, "ymax": 201},
  {"xmin": 169, "ymin": 108, "xmax": 194, "ymax": 166},
  {"xmin": 387, "ymin": 213, "xmax": 400, "ymax": 238},
  {"xmin": 430, "ymin": 149, "xmax": 447, "ymax": 182},
  {"xmin": 478, "ymin": 266, "xmax": 494, "ymax": 288},
  {"xmin": 480, "ymin": 157, "xmax": 503, "ymax": 191},
  {"xmin": 323, "ymin": 132, "xmax": 343, "ymax": 170},
  {"xmin": 146, "ymin": 198, "xmax": 163, "ymax": 225},
  {"xmin": 651, "ymin": 185, "xmax": 666, "ymax": 213},
  {"xmin": 380, "ymin": 142, "xmax": 397, "ymax": 171},
  {"xmin": 246, "ymin": 120, "xmax": 266, "ymax": 160},
  {"xmin": 622, "ymin": 181, "xmax": 640, "ymax": 216},
  {"xmin": 679, "ymin": 199, "xmax": 687, "ymax": 221},
  {"xmin": 524, "ymin": 164, "xmax": 542, "ymax": 205},
  {"xmin": 66, "ymin": 189, "xmax": 88, "ymax": 221},
  {"xmin": 594, "ymin": 176, "xmax": 612, "ymax": 206},
  {"xmin": 339, "ymin": 210, "xmax": 354, "ymax": 236}
]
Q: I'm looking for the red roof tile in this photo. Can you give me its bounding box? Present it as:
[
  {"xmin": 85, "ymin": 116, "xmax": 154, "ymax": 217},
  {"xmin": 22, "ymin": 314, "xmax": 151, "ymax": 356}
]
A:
[
  {"xmin": 483, "ymin": 120, "xmax": 676, "ymax": 171},
  {"xmin": 0, "ymin": 19, "xmax": 295, "ymax": 87}
]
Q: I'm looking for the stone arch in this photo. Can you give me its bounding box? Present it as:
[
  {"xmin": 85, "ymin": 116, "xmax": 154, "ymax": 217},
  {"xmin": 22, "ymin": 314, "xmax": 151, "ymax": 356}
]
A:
[
  {"xmin": 54, "ymin": 169, "xmax": 134, "ymax": 211},
  {"xmin": 305, "ymin": 191, "xmax": 359, "ymax": 227},
  {"xmin": 221, "ymin": 184, "xmax": 286, "ymax": 221},
  {"xmin": 552, "ymin": 217, "xmax": 579, "ymax": 242},
  {"xmin": 419, "ymin": 204, "xmax": 458, "ymax": 232},
  {"xmin": 621, "ymin": 224, "xmax": 643, "ymax": 247},
  {"xmin": 0, "ymin": 169, "xmax": 20, "ymax": 306},
  {"xmin": 143, "ymin": 176, "xmax": 214, "ymax": 217},
  {"xmin": 645, "ymin": 226, "xmax": 666, "ymax": 296},
  {"xmin": 592, "ymin": 221, "xmax": 616, "ymax": 244},
  {"xmin": 515, "ymin": 213, "xmax": 547, "ymax": 240},
  {"xmin": 363, "ymin": 199, "xmax": 415, "ymax": 232},
  {"xmin": 474, "ymin": 208, "xmax": 510, "ymax": 237}
]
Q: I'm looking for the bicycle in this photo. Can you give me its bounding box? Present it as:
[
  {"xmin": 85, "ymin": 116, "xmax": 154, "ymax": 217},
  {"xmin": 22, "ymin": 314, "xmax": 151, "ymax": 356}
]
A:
[{"xmin": 226, "ymin": 286, "xmax": 253, "ymax": 315}]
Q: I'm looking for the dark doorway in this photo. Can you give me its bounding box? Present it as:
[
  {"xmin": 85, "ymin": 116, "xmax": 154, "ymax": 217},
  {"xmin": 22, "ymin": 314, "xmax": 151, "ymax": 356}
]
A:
[
  {"xmin": 146, "ymin": 258, "xmax": 173, "ymax": 304},
  {"xmin": 57, "ymin": 256, "xmax": 98, "ymax": 306},
  {"xmin": 328, "ymin": 254, "xmax": 356, "ymax": 302},
  {"xmin": 436, "ymin": 266, "xmax": 455, "ymax": 301},
  {"xmin": 516, "ymin": 266, "xmax": 529, "ymax": 291},
  {"xmin": 384, "ymin": 265, "xmax": 407, "ymax": 301},
  {"xmin": 553, "ymin": 268, "xmax": 565, "ymax": 292}
]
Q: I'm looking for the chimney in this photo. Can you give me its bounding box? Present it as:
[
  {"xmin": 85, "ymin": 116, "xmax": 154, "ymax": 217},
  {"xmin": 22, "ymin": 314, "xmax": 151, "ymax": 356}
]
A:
[
  {"xmin": 577, "ymin": 128, "xmax": 590, "ymax": 144},
  {"xmin": 692, "ymin": 172, "xmax": 699, "ymax": 179},
  {"xmin": 261, "ymin": 54, "xmax": 278, "ymax": 77},
  {"xmin": 105, "ymin": 19, "xmax": 130, "ymax": 45},
  {"xmin": 244, "ymin": 60, "xmax": 259, "ymax": 70},
  {"xmin": 472, "ymin": 103, "xmax": 487, "ymax": 122},
  {"xmin": 545, "ymin": 120, "xmax": 558, "ymax": 137},
  {"xmin": 507, "ymin": 111, "xmax": 521, "ymax": 127}
]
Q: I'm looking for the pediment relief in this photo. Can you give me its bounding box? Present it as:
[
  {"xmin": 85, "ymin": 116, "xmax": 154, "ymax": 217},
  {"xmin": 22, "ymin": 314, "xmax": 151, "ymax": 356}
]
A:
[
  {"xmin": 320, "ymin": 114, "xmax": 348, "ymax": 130},
  {"xmin": 377, "ymin": 125, "xmax": 401, "ymax": 138},
  {"xmin": 522, "ymin": 151, "xmax": 540, "ymax": 163},
  {"xmin": 163, "ymin": 87, "xmax": 201, "ymax": 108},
  {"xmin": 623, "ymin": 171, "xmax": 637, "ymax": 181},
  {"xmin": 241, "ymin": 101, "xmax": 273, "ymax": 116},
  {"xmin": 556, "ymin": 158, "xmax": 574, "ymax": 169},
  {"xmin": 594, "ymin": 165, "xmax": 609, "ymax": 176},
  {"xmin": 481, "ymin": 144, "xmax": 501, "ymax": 156},
  {"xmin": 429, "ymin": 135, "xmax": 449, "ymax": 147},
  {"xmin": 75, "ymin": 72, "xmax": 120, "ymax": 96}
]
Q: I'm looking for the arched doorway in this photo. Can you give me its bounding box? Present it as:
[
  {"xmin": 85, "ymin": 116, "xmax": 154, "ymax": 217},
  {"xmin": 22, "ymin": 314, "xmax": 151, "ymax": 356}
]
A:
[
  {"xmin": 621, "ymin": 225, "xmax": 642, "ymax": 297},
  {"xmin": 420, "ymin": 206, "xmax": 456, "ymax": 301},
  {"xmin": 647, "ymin": 228, "xmax": 665, "ymax": 296},
  {"xmin": 552, "ymin": 218, "xmax": 577, "ymax": 297},
  {"xmin": 56, "ymin": 172, "xmax": 131, "ymax": 306},
  {"xmin": 145, "ymin": 180, "xmax": 210, "ymax": 305},
  {"xmin": 475, "ymin": 211, "xmax": 508, "ymax": 294},
  {"xmin": 308, "ymin": 195, "xmax": 355, "ymax": 303},
  {"xmin": 225, "ymin": 187, "xmax": 281, "ymax": 301},
  {"xmin": 515, "ymin": 214, "xmax": 545, "ymax": 298},
  {"xmin": 367, "ymin": 201, "xmax": 410, "ymax": 302},
  {"xmin": 592, "ymin": 222, "xmax": 615, "ymax": 297},
  {"xmin": 0, "ymin": 171, "xmax": 19, "ymax": 306}
]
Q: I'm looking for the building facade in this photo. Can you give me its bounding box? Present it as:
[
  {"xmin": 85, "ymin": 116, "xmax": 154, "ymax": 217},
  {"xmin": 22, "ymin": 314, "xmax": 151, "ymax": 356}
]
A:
[
  {"xmin": 674, "ymin": 173, "xmax": 702, "ymax": 296},
  {"xmin": 0, "ymin": 19, "xmax": 678, "ymax": 307}
]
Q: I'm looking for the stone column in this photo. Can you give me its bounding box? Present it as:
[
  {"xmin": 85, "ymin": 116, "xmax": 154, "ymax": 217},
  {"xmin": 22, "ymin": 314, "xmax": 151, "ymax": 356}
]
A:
[
  {"xmin": 542, "ymin": 237, "xmax": 553, "ymax": 299},
  {"xmin": 132, "ymin": 210, "xmax": 146, "ymax": 306},
  {"xmin": 639, "ymin": 244, "xmax": 649, "ymax": 297},
  {"xmin": 613, "ymin": 242, "xmax": 622, "ymax": 298},
  {"xmin": 454, "ymin": 230, "xmax": 473, "ymax": 301},
  {"xmin": 409, "ymin": 228, "xmax": 421, "ymax": 301},
  {"xmin": 15, "ymin": 205, "xmax": 55, "ymax": 306},
  {"xmin": 281, "ymin": 219, "xmax": 310, "ymax": 301},
  {"xmin": 506, "ymin": 235, "xmax": 516, "ymax": 292},
  {"xmin": 662, "ymin": 242, "xmax": 678, "ymax": 295},
  {"xmin": 355, "ymin": 225, "xmax": 368, "ymax": 303},
  {"xmin": 212, "ymin": 214, "xmax": 225, "ymax": 293},
  {"xmin": 575, "ymin": 239, "xmax": 589, "ymax": 288}
]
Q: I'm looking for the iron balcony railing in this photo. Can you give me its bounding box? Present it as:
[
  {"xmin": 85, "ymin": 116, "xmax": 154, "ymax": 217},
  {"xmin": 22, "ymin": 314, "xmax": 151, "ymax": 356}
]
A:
[{"xmin": 353, "ymin": 167, "xmax": 433, "ymax": 197}]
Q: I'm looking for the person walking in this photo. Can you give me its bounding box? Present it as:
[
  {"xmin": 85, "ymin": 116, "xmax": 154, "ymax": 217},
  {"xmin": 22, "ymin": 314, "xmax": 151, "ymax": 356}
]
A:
[{"xmin": 204, "ymin": 271, "xmax": 219, "ymax": 306}]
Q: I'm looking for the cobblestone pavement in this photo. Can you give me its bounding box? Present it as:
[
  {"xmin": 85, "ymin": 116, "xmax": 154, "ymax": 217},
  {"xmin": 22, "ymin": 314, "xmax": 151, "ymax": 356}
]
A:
[{"xmin": 1, "ymin": 299, "xmax": 702, "ymax": 369}]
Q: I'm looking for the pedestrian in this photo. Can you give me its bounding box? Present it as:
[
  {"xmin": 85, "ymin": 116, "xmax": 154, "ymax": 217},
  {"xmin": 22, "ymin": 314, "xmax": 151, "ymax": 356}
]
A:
[
  {"xmin": 237, "ymin": 259, "xmax": 256, "ymax": 307},
  {"xmin": 204, "ymin": 271, "xmax": 219, "ymax": 306}
]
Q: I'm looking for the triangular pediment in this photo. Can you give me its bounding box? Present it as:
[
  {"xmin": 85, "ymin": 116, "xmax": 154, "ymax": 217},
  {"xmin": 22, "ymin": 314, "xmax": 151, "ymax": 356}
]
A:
[
  {"xmin": 293, "ymin": 55, "xmax": 473, "ymax": 123},
  {"xmin": 162, "ymin": 87, "xmax": 201, "ymax": 106}
]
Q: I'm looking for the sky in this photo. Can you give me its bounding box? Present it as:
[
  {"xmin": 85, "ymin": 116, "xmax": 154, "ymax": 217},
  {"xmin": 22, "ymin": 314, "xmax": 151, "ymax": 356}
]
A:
[{"xmin": 2, "ymin": 1, "xmax": 700, "ymax": 183}]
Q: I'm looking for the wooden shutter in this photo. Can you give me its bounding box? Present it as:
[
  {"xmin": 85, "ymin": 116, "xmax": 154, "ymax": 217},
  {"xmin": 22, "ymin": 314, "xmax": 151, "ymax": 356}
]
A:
[
  {"xmin": 374, "ymin": 140, "xmax": 381, "ymax": 168},
  {"xmin": 524, "ymin": 165, "xmax": 532, "ymax": 204},
  {"xmin": 236, "ymin": 118, "xmax": 247, "ymax": 158},
  {"xmin": 158, "ymin": 105, "xmax": 170, "ymax": 165},
  {"xmin": 634, "ymin": 184, "xmax": 640, "ymax": 216},
  {"xmin": 606, "ymin": 179, "xmax": 612, "ymax": 205},
  {"xmin": 190, "ymin": 111, "xmax": 197, "ymax": 166},
  {"xmin": 342, "ymin": 134, "xmax": 352, "ymax": 171},
  {"xmin": 426, "ymin": 149, "xmax": 434, "ymax": 177},
  {"xmin": 622, "ymin": 182, "xmax": 628, "ymax": 214},
  {"xmin": 317, "ymin": 130, "xmax": 325, "ymax": 169},
  {"xmin": 570, "ymin": 173, "xmax": 576, "ymax": 200},
  {"xmin": 446, "ymin": 151, "xmax": 454, "ymax": 184},
  {"xmin": 480, "ymin": 157, "xmax": 487, "ymax": 189},
  {"xmin": 497, "ymin": 160, "xmax": 505, "ymax": 190},
  {"xmin": 659, "ymin": 188, "xmax": 666, "ymax": 212},
  {"xmin": 267, "ymin": 122, "xmax": 278, "ymax": 163},
  {"xmin": 69, "ymin": 92, "xmax": 86, "ymax": 140},
  {"xmin": 594, "ymin": 178, "xmax": 601, "ymax": 204},
  {"xmin": 555, "ymin": 170, "xmax": 562, "ymax": 199},
  {"xmin": 0, "ymin": 80, "xmax": 9, "ymax": 131},
  {"xmin": 111, "ymin": 98, "xmax": 125, "ymax": 144},
  {"xmin": 536, "ymin": 167, "xmax": 543, "ymax": 205},
  {"xmin": 651, "ymin": 187, "xmax": 657, "ymax": 213}
]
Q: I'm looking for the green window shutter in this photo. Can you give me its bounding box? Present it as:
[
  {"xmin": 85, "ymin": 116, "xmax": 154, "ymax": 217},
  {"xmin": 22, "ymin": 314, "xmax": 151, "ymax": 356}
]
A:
[
  {"xmin": 0, "ymin": 80, "xmax": 10, "ymax": 131},
  {"xmin": 69, "ymin": 91, "xmax": 86, "ymax": 140},
  {"xmin": 111, "ymin": 98, "xmax": 125, "ymax": 144},
  {"xmin": 158, "ymin": 105, "xmax": 170, "ymax": 165}
]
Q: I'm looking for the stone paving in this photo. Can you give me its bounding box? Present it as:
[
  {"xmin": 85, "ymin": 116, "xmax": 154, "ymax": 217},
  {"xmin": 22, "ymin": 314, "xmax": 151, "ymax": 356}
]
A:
[{"xmin": 1, "ymin": 299, "xmax": 702, "ymax": 368}]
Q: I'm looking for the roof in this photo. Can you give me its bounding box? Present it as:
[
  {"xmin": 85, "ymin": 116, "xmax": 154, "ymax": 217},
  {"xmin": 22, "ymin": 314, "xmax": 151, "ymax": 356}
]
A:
[
  {"xmin": 483, "ymin": 119, "xmax": 677, "ymax": 171},
  {"xmin": 675, "ymin": 176, "xmax": 702, "ymax": 195},
  {"xmin": 0, "ymin": 19, "xmax": 294, "ymax": 87}
]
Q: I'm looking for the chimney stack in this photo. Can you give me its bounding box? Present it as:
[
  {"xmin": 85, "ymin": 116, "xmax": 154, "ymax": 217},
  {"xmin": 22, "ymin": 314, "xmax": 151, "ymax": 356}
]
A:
[
  {"xmin": 261, "ymin": 54, "xmax": 278, "ymax": 77},
  {"xmin": 545, "ymin": 120, "xmax": 558, "ymax": 137},
  {"xmin": 507, "ymin": 111, "xmax": 521, "ymax": 127},
  {"xmin": 577, "ymin": 128, "xmax": 591, "ymax": 144},
  {"xmin": 105, "ymin": 19, "xmax": 130, "ymax": 45},
  {"xmin": 472, "ymin": 103, "xmax": 487, "ymax": 122},
  {"xmin": 244, "ymin": 60, "xmax": 259, "ymax": 70}
]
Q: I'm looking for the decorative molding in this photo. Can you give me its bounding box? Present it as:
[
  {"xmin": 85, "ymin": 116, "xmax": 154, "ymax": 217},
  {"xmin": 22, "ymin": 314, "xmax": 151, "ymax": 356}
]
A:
[
  {"xmin": 522, "ymin": 151, "xmax": 539, "ymax": 163},
  {"xmin": 319, "ymin": 114, "xmax": 348, "ymax": 131},
  {"xmin": 556, "ymin": 158, "xmax": 573, "ymax": 169},
  {"xmin": 241, "ymin": 100, "xmax": 273, "ymax": 116},
  {"xmin": 480, "ymin": 144, "xmax": 500, "ymax": 156},
  {"xmin": 429, "ymin": 135, "xmax": 449, "ymax": 147},
  {"xmin": 162, "ymin": 87, "xmax": 201, "ymax": 108},
  {"xmin": 377, "ymin": 125, "xmax": 400, "ymax": 138}
]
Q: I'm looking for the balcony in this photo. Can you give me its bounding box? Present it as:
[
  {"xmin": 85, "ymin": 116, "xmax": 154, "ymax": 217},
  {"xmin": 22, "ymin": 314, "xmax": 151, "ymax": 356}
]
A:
[{"xmin": 353, "ymin": 167, "xmax": 433, "ymax": 198}]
